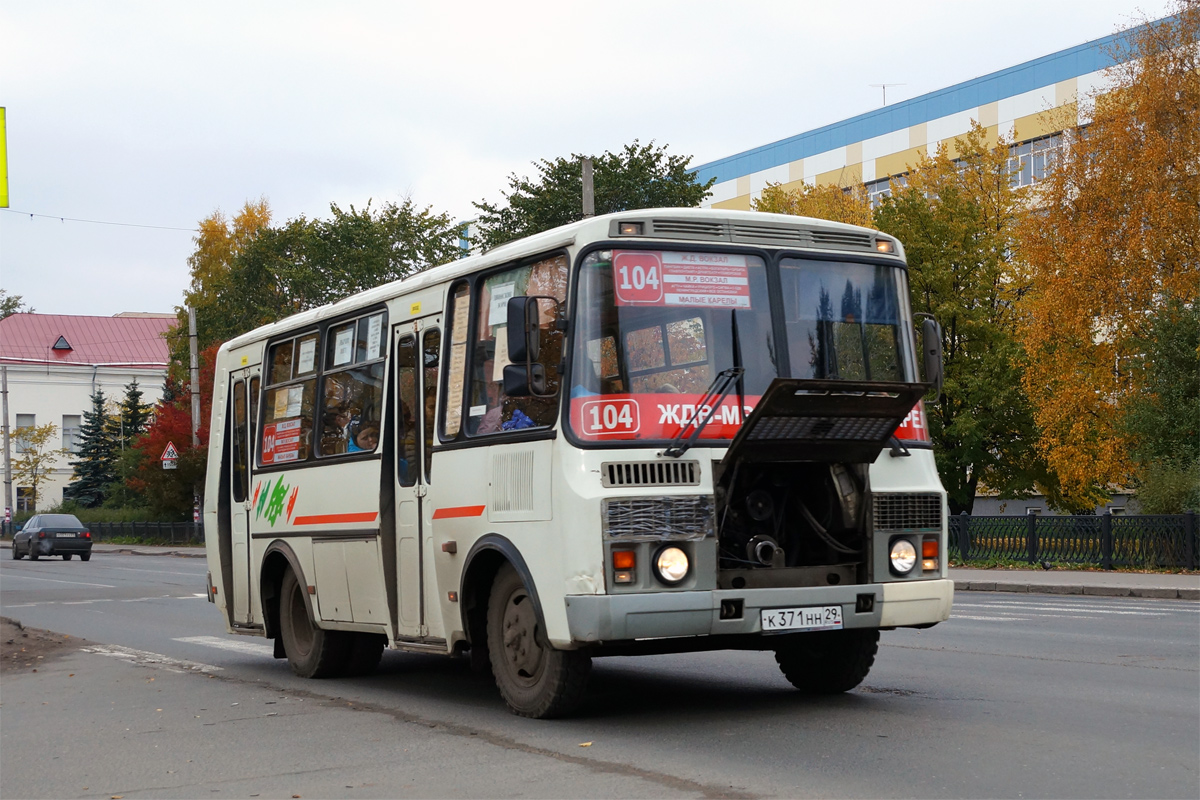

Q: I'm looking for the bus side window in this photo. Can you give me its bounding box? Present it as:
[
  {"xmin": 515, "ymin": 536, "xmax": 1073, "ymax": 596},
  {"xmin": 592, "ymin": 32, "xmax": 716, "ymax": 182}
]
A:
[
  {"xmin": 261, "ymin": 334, "xmax": 318, "ymax": 465},
  {"xmin": 467, "ymin": 254, "xmax": 567, "ymax": 435},
  {"xmin": 443, "ymin": 282, "xmax": 470, "ymax": 439},
  {"xmin": 395, "ymin": 335, "xmax": 419, "ymax": 487}
]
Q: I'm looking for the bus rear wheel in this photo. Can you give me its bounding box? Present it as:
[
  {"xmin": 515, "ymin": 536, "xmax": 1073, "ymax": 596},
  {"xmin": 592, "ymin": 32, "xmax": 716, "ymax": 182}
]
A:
[
  {"xmin": 486, "ymin": 563, "xmax": 590, "ymax": 719},
  {"xmin": 774, "ymin": 628, "xmax": 879, "ymax": 694},
  {"xmin": 279, "ymin": 567, "xmax": 349, "ymax": 678}
]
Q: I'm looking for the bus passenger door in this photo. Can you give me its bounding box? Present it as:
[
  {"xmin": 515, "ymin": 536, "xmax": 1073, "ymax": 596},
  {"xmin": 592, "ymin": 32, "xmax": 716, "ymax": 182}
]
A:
[
  {"xmin": 393, "ymin": 319, "xmax": 440, "ymax": 639},
  {"xmin": 228, "ymin": 374, "xmax": 254, "ymax": 624}
]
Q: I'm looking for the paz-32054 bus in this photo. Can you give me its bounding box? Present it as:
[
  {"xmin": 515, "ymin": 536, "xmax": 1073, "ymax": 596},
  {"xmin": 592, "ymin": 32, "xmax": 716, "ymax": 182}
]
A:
[{"xmin": 203, "ymin": 208, "xmax": 952, "ymax": 718}]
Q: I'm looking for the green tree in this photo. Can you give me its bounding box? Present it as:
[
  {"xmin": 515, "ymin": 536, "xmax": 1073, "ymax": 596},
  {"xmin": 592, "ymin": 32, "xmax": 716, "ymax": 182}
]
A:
[
  {"xmin": 1121, "ymin": 299, "xmax": 1200, "ymax": 512},
  {"xmin": 472, "ymin": 140, "xmax": 715, "ymax": 250},
  {"xmin": 13, "ymin": 423, "xmax": 66, "ymax": 511},
  {"xmin": 0, "ymin": 289, "xmax": 33, "ymax": 319},
  {"xmin": 874, "ymin": 123, "xmax": 1045, "ymax": 515},
  {"xmin": 182, "ymin": 197, "xmax": 463, "ymax": 351},
  {"xmin": 102, "ymin": 379, "xmax": 154, "ymax": 508},
  {"xmin": 66, "ymin": 390, "xmax": 117, "ymax": 508}
]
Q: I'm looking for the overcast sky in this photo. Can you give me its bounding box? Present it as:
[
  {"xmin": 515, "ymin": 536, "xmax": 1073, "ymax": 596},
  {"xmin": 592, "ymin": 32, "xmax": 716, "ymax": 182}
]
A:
[{"xmin": 0, "ymin": 0, "xmax": 1170, "ymax": 317}]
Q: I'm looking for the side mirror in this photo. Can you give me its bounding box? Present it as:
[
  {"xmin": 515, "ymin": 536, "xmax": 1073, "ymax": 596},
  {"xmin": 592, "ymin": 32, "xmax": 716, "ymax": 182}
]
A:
[
  {"xmin": 506, "ymin": 296, "xmax": 539, "ymax": 363},
  {"xmin": 921, "ymin": 317, "xmax": 944, "ymax": 397},
  {"xmin": 504, "ymin": 295, "xmax": 560, "ymax": 398}
]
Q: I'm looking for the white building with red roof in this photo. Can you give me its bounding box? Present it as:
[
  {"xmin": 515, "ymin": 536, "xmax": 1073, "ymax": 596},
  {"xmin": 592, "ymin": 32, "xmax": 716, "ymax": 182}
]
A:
[{"xmin": 1, "ymin": 312, "xmax": 176, "ymax": 513}]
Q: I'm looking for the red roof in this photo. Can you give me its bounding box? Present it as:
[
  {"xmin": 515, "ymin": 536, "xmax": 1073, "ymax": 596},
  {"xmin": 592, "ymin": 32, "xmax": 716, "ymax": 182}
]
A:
[{"xmin": 0, "ymin": 313, "xmax": 176, "ymax": 368}]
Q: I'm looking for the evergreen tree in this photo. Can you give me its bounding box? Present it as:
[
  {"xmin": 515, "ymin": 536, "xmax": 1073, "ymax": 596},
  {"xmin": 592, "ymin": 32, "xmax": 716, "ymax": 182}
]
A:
[
  {"xmin": 66, "ymin": 390, "xmax": 117, "ymax": 508},
  {"xmin": 107, "ymin": 379, "xmax": 153, "ymax": 451}
]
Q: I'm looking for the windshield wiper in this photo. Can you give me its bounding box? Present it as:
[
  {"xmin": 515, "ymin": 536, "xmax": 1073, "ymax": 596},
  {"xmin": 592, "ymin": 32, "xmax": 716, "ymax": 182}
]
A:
[{"xmin": 661, "ymin": 367, "xmax": 745, "ymax": 458}]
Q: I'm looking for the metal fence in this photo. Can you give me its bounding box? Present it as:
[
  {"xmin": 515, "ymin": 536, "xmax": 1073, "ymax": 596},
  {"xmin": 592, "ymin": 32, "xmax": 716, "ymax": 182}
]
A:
[
  {"xmin": 950, "ymin": 512, "xmax": 1198, "ymax": 570},
  {"xmin": 1, "ymin": 520, "xmax": 203, "ymax": 545}
]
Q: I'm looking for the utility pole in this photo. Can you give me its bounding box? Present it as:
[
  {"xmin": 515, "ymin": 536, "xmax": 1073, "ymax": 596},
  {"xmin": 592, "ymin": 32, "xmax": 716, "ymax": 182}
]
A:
[
  {"xmin": 581, "ymin": 157, "xmax": 595, "ymax": 218},
  {"xmin": 188, "ymin": 307, "xmax": 200, "ymax": 448},
  {"xmin": 2, "ymin": 365, "xmax": 12, "ymax": 525}
]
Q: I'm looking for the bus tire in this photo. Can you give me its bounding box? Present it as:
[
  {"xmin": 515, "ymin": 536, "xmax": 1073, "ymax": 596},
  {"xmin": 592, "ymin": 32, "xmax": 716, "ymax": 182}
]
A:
[
  {"xmin": 344, "ymin": 633, "xmax": 386, "ymax": 677},
  {"xmin": 487, "ymin": 563, "xmax": 590, "ymax": 719},
  {"xmin": 279, "ymin": 567, "xmax": 350, "ymax": 679},
  {"xmin": 774, "ymin": 628, "xmax": 879, "ymax": 694}
]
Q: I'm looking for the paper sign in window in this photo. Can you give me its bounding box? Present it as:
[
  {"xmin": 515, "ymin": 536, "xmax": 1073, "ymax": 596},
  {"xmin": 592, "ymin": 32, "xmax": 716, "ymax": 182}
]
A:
[
  {"xmin": 366, "ymin": 314, "xmax": 383, "ymax": 360},
  {"xmin": 614, "ymin": 250, "xmax": 751, "ymax": 309},
  {"xmin": 333, "ymin": 327, "xmax": 354, "ymax": 365},
  {"xmin": 297, "ymin": 339, "xmax": 316, "ymax": 374},
  {"xmin": 488, "ymin": 282, "xmax": 516, "ymax": 326}
]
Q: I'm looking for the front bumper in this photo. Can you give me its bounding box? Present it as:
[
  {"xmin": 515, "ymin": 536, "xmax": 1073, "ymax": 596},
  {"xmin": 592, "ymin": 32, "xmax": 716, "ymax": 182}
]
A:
[{"xmin": 564, "ymin": 578, "xmax": 953, "ymax": 643}]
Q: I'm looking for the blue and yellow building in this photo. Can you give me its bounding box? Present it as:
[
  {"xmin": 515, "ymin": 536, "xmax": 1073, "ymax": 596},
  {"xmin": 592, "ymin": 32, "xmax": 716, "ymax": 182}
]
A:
[{"xmin": 695, "ymin": 25, "xmax": 1141, "ymax": 208}]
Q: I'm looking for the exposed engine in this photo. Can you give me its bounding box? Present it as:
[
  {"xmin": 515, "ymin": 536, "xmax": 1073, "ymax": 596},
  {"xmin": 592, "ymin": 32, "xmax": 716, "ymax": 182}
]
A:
[{"xmin": 714, "ymin": 461, "xmax": 871, "ymax": 587}]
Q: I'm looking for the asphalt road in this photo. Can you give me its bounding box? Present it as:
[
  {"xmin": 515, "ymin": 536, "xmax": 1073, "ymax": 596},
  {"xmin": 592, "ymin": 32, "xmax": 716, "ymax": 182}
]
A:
[{"xmin": 2, "ymin": 551, "xmax": 1197, "ymax": 799}]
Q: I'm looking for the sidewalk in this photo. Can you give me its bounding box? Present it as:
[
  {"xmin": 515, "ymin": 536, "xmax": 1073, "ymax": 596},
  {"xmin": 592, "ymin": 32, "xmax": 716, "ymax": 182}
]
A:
[
  {"xmin": 81, "ymin": 544, "xmax": 1199, "ymax": 600},
  {"xmin": 949, "ymin": 566, "xmax": 1199, "ymax": 600}
]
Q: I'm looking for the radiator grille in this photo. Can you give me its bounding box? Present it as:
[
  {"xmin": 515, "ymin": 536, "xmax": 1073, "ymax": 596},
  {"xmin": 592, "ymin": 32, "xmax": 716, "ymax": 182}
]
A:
[
  {"xmin": 603, "ymin": 495, "xmax": 714, "ymax": 539},
  {"xmin": 602, "ymin": 460, "xmax": 700, "ymax": 488},
  {"xmin": 873, "ymin": 493, "xmax": 943, "ymax": 531}
]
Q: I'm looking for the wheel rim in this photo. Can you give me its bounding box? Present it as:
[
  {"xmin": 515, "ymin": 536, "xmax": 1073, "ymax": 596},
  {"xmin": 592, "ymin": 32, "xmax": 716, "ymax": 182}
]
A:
[
  {"xmin": 287, "ymin": 580, "xmax": 314, "ymax": 657},
  {"xmin": 500, "ymin": 587, "xmax": 545, "ymax": 686}
]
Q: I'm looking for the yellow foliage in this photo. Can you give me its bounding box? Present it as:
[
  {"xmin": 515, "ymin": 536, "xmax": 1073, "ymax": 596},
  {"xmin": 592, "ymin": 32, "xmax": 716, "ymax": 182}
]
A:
[
  {"xmin": 1016, "ymin": 3, "xmax": 1200, "ymax": 500},
  {"xmin": 752, "ymin": 181, "xmax": 873, "ymax": 228}
]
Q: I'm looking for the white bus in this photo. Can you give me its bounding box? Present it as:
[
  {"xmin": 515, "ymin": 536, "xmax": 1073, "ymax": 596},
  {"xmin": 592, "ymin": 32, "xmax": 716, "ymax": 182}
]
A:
[{"xmin": 203, "ymin": 207, "xmax": 952, "ymax": 718}]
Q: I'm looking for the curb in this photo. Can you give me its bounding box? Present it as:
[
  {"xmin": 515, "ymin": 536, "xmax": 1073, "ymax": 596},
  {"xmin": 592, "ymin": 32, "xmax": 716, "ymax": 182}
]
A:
[
  {"xmin": 954, "ymin": 581, "xmax": 1199, "ymax": 601},
  {"xmin": 93, "ymin": 548, "xmax": 207, "ymax": 559}
]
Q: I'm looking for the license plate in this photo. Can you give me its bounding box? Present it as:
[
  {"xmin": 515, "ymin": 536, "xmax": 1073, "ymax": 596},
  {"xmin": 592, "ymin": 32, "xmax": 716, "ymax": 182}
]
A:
[
  {"xmin": 55, "ymin": 532, "xmax": 76, "ymax": 538},
  {"xmin": 761, "ymin": 605, "xmax": 843, "ymax": 632}
]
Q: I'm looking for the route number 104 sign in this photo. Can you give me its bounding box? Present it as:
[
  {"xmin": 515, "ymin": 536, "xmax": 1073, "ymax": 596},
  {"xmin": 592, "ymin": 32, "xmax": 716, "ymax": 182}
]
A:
[{"xmin": 613, "ymin": 251, "xmax": 752, "ymax": 309}]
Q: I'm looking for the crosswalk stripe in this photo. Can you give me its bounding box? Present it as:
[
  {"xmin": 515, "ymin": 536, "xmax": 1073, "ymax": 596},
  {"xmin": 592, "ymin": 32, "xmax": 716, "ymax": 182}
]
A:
[{"xmin": 173, "ymin": 635, "xmax": 274, "ymax": 657}]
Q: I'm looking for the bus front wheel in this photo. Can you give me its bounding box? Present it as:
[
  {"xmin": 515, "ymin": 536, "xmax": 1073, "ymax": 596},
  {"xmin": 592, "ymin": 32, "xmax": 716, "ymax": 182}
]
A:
[
  {"xmin": 279, "ymin": 567, "xmax": 349, "ymax": 678},
  {"xmin": 486, "ymin": 563, "xmax": 590, "ymax": 718},
  {"xmin": 774, "ymin": 628, "xmax": 879, "ymax": 694}
]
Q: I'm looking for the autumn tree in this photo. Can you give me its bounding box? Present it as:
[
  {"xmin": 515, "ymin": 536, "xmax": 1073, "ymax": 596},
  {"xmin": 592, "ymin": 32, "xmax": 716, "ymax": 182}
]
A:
[
  {"xmin": 1015, "ymin": 3, "xmax": 1200, "ymax": 506},
  {"xmin": 177, "ymin": 199, "xmax": 272, "ymax": 354},
  {"xmin": 753, "ymin": 181, "xmax": 874, "ymax": 227},
  {"xmin": 127, "ymin": 344, "xmax": 217, "ymax": 519},
  {"xmin": 473, "ymin": 141, "xmax": 714, "ymax": 250},
  {"xmin": 874, "ymin": 123, "xmax": 1043, "ymax": 514},
  {"xmin": 13, "ymin": 423, "xmax": 66, "ymax": 511}
]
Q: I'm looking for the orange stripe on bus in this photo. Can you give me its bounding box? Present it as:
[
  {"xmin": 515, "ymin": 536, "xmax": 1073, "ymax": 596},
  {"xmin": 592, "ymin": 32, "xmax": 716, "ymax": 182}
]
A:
[
  {"xmin": 292, "ymin": 512, "xmax": 380, "ymax": 526},
  {"xmin": 432, "ymin": 505, "xmax": 486, "ymax": 520}
]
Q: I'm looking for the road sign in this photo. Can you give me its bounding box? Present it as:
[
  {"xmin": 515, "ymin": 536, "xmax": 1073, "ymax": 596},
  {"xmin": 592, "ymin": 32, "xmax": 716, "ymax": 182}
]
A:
[{"xmin": 161, "ymin": 442, "xmax": 180, "ymax": 461}]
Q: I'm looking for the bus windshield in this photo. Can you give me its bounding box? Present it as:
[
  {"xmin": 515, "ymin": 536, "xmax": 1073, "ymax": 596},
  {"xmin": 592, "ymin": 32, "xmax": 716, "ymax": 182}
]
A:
[{"xmin": 568, "ymin": 248, "xmax": 914, "ymax": 443}]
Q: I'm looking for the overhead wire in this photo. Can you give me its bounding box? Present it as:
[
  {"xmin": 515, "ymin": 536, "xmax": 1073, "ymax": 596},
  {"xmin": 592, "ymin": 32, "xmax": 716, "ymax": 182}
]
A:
[{"xmin": 1, "ymin": 207, "xmax": 199, "ymax": 233}]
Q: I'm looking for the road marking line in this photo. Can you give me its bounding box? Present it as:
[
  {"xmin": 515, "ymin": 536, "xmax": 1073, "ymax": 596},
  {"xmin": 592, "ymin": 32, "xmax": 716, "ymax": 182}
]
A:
[
  {"xmin": 173, "ymin": 635, "xmax": 274, "ymax": 657},
  {"xmin": 0, "ymin": 574, "xmax": 115, "ymax": 588},
  {"xmin": 103, "ymin": 566, "xmax": 203, "ymax": 577},
  {"xmin": 80, "ymin": 644, "xmax": 222, "ymax": 673},
  {"xmin": 953, "ymin": 614, "xmax": 1032, "ymax": 621},
  {"xmin": 60, "ymin": 599, "xmax": 114, "ymax": 605},
  {"xmin": 957, "ymin": 603, "xmax": 1166, "ymax": 616}
]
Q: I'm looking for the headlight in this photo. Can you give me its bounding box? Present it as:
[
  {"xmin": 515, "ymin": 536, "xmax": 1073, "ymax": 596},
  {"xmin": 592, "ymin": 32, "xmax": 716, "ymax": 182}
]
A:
[
  {"xmin": 889, "ymin": 539, "xmax": 917, "ymax": 575},
  {"xmin": 654, "ymin": 546, "xmax": 690, "ymax": 584}
]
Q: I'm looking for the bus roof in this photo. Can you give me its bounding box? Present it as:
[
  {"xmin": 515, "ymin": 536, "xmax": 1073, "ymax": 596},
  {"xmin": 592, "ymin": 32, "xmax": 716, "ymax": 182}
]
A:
[{"xmin": 219, "ymin": 207, "xmax": 892, "ymax": 352}]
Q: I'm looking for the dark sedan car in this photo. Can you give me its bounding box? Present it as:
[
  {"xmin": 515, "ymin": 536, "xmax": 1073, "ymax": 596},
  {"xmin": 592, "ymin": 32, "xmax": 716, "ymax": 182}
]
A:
[{"xmin": 12, "ymin": 514, "xmax": 93, "ymax": 561}]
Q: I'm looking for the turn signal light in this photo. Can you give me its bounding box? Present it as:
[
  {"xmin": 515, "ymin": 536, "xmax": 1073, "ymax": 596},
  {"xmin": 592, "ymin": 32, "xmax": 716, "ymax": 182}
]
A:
[
  {"xmin": 876, "ymin": 239, "xmax": 895, "ymax": 253},
  {"xmin": 612, "ymin": 550, "xmax": 636, "ymax": 570},
  {"xmin": 922, "ymin": 540, "xmax": 938, "ymax": 558}
]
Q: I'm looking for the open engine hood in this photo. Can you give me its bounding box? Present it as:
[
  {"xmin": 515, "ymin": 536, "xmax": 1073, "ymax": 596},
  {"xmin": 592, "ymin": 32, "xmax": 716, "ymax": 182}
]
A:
[{"xmin": 719, "ymin": 378, "xmax": 928, "ymax": 468}]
